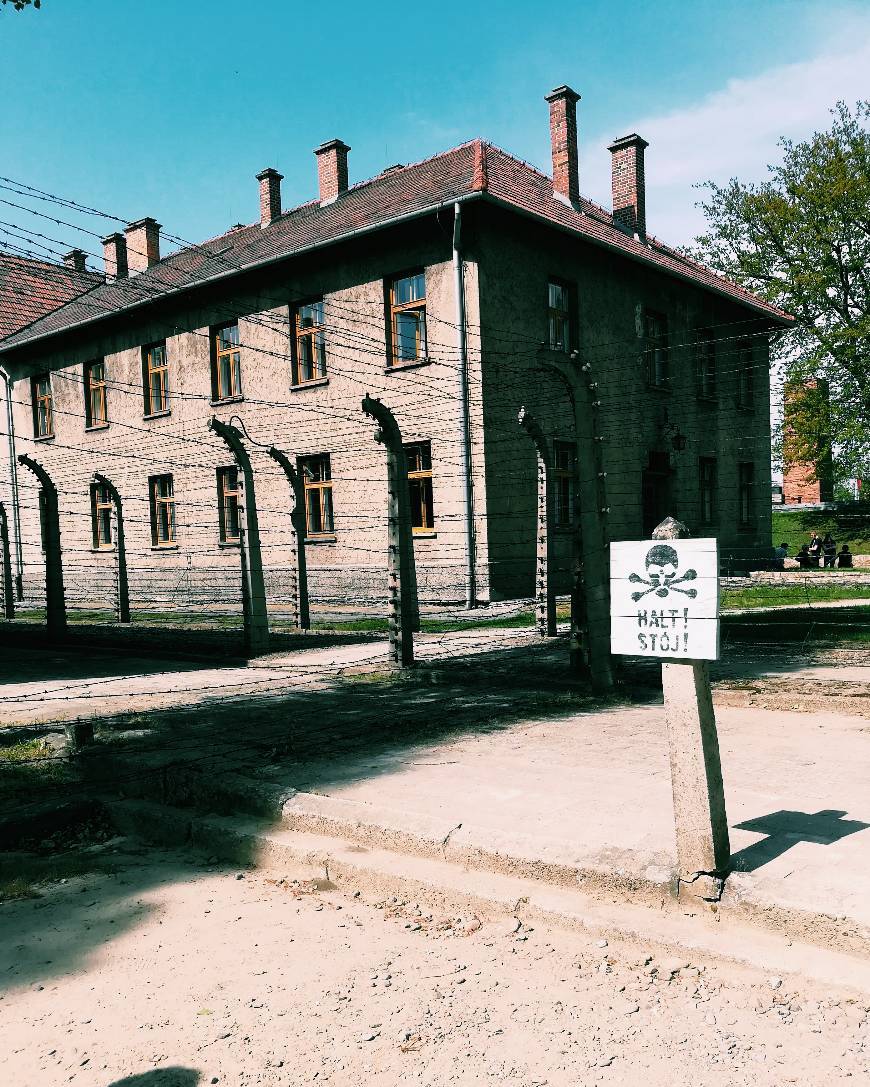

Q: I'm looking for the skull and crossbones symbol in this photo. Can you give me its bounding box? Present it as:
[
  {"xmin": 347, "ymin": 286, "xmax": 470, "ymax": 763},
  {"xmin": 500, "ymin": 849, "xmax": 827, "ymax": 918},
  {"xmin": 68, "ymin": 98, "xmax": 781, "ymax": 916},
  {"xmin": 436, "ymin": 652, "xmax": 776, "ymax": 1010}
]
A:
[{"xmin": 629, "ymin": 544, "xmax": 698, "ymax": 602}]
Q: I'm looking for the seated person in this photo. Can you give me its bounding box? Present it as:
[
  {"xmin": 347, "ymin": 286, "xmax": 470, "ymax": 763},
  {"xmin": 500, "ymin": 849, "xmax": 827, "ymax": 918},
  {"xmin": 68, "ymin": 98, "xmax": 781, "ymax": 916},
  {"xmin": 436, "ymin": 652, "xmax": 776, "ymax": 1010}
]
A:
[
  {"xmin": 796, "ymin": 544, "xmax": 814, "ymax": 569},
  {"xmin": 772, "ymin": 542, "xmax": 789, "ymax": 570},
  {"xmin": 837, "ymin": 544, "xmax": 854, "ymax": 568}
]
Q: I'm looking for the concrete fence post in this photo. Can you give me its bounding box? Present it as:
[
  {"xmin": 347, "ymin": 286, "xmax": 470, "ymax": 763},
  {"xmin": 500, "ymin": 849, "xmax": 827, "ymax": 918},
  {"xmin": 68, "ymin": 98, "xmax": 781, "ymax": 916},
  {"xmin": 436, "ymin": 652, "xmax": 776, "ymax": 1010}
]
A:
[
  {"xmin": 0, "ymin": 502, "xmax": 14, "ymax": 620},
  {"xmin": 93, "ymin": 473, "xmax": 130, "ymax": 624},
  {"xmin": 17, "ymin": 454, "xmax": 66, "ymax": 637},
  {"xmin": 653, "ymin": 516, "xmax": 730, "ymax": 899},
  {"xmin": 517, "ymin": 407, "xmax": 556, "ymax": 637},
  {"xmin": 208, "ymin": 417, "xmax": 270, "ymax": 655},
  {"xmin": 537, "ymin": 355, "xmax": 613, "ymax": 692},
  {"xmin": 267, "ymin": 446, "xmax": 310, "ymax": 631},
  {"xmin": 362, "ymin": 395, "xmax": 419, "ymax": 668}
]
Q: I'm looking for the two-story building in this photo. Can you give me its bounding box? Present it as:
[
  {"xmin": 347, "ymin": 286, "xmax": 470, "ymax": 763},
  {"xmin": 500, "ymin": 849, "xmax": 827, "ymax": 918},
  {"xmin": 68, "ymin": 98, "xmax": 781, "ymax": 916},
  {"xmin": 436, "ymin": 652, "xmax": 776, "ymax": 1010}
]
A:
[{"xmin": 0, "ymin": 85, "xmax": 791, "ymax": 618}]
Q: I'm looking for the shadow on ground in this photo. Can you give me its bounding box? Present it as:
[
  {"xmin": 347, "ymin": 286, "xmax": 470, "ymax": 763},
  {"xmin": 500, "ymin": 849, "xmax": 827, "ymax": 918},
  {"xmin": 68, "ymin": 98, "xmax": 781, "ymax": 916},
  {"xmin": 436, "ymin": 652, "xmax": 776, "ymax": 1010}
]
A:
[
  {"xmin": 730, "ymin": 808, "xmax": 870, "ymax": 873},
  {"xmin": 106, "ymin": 1071, "xmax": 201, "ymax": 1087}
]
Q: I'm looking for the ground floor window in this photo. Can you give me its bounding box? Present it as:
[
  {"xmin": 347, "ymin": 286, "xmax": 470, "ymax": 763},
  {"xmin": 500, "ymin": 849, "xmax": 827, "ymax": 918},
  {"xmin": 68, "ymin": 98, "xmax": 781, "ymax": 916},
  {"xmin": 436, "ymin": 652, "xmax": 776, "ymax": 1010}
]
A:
[
  {"xmin": 149, "ymin": 474, "xmax": 176, "ymax": 547},
  {"xmin": 91, "ymin": 482, "xmax": 113, "ymax": 548},
  {"xmin": 552, "ymin": 441, "xmax": 576, "ymax": 527},
  {"xmin": 738, "ymin": 461, "xmax": 755, "ymax": 527},
  {"xmin": 699, "ymin": 457, "xmax": 717, "ymax": 525},
  {"xmin": 300, "ymin": 454, "xmax": 334, "ymax": 537},
  {"xmin": 217, "ymin": 466, "xmax": 242, "ymax": 544},
  {"xmin": 405, "ymin": 441, "xmax": 434, "ymax": 532}
]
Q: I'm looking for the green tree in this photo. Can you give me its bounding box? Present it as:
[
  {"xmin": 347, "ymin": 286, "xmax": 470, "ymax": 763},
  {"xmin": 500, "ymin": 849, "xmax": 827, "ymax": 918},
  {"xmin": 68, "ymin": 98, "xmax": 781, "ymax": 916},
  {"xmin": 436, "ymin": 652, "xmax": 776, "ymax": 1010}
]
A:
[
  {"xmin": 0, "ymin": 1, "xmax": 41, "ymax": 9},
  {"xmin": 691, "ymin": 102, "xmax": 870, "ymax": 485}
]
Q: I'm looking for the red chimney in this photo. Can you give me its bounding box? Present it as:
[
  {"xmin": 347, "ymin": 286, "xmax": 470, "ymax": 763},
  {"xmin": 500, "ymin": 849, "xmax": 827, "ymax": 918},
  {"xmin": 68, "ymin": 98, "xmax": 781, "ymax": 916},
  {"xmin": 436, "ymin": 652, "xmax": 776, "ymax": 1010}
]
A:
[
  {"xmin": 545, "ymin": 85, "xmax": 581, "ymax": 208},
  {"xmin": 102, "ymin": 233, "xmax": 128, "ymax": 281},
  {"xmin": 314, "ymin": 139, "xmax": 350, "ymax": 205},
  {"xmin": 608, "ymin": 134, "xmax": 649, "ymax": 238},
  {"xmin": 256, "ymin": 167, "xmax": 283, "ymax": 227},
  {"xmin": 124, "ymin": 218, "xmax": 161, "ymax": 275},
  {"xmin": 63, "ymin": 249, "xmax": 87, "ymax": 273}
]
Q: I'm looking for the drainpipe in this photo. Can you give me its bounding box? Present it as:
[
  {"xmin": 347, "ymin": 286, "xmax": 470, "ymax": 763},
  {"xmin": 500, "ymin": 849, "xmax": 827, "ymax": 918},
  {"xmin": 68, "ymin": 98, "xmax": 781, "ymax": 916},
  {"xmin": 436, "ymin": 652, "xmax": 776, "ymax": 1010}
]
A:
[
  {"xmin": 0, "ymin": 365, "xmax": 23, "ymax": 598},
  {"xmin": 453, "ymin": 201, "xmax": 477, "ymax": 610}
]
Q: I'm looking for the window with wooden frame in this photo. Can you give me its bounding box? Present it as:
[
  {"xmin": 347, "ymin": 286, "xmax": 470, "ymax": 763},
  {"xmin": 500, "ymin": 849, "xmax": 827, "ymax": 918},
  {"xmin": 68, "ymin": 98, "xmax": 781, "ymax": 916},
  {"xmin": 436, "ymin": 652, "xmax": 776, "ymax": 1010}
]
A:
[
  {"xmin": 389, "ymin": 272, "xmax": 427, "ymax": 365},
  {"xmin": 696, "ymin": 328, "xmax": 717, "ymax": 399},
  {"xmin": 644, "ymin": 310, "xmax": 670, "ymax": 388},
  {"xmin": 148, "ymin": 473, "xmax": 176, "ymax": 547},
  {"xmin": 299, "ymin": 454, "xmax": 334, "ymax": 537},
  {"xmin": 293, "ymin": 300, "xmax": 327, "ymax": 384},
  {"xmin": 212, "ymin": 322, "xmax": 242, "ymax": 401},
  {"xmin": 32, "ymin": 374, "xmax": 53, "ymax": 438},
  {"xmin": 91, "ymin": 482, "xmax": 113, "ymax": 549},
  {"xmin": 699, "ymin": 457, "xmax": 717, "ymax": 525},
  {"xmin": 553, "ymin": 441, "xmax": 576, "ymax": 527},
  {"xmin": 547, "ymin": 280, "xmax": 572, "ymax": 352},
  {"xmin": 404, "ymin": 441, "xmax": 434, "ymax": 532},
  {"xmin": 84, "ymin": 359, "xmax": 108, "ymax": 428},
  {"xmin": 216, "ymin": 466, "xmax": 242, "ymax": 544},
  {"xmin": 143, "ymin": 342, "xmax": 169, "ymax": 416},
  {"xmin": 738, "ymin": 462, "xmax": 755, "ymax": 527},
  {"xmin": 736, "ymin": 338, "xmax": 755, "ymax": 408}
]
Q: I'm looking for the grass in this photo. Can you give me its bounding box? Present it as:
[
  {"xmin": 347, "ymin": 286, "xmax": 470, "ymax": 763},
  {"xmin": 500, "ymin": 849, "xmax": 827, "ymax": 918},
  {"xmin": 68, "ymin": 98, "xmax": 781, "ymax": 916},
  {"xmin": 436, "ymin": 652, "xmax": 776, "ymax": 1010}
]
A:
[
  {"xmin": 721, "ymin": 583, "xmax": 870, "ymax": 610},
  {"xmin": 772, "ymin": 508, "xmax": 870, "ymax": 554}
]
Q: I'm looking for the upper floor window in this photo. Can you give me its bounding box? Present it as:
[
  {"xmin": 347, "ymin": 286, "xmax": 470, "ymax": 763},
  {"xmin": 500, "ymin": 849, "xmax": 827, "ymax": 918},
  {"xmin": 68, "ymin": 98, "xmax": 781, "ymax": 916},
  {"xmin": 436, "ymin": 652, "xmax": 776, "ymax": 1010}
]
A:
[
  {"xmin": 547, "ymin": 280, "xmax": 572, "ymax": 352},
  {"xmin": 32, "ymin": 374, "xmax": 53, "ymax": 438},
  {"xmin": 389, "ymin": 272, "xmax": 427, "ymax": 365},
  {"xmin": 294, "ymin": 301, "xmax": 327, "ymax": 384},
  {"xmin": 405, "ymin": 441, "xmax": 434, "ymax": 532},
  {"xmin": 644, "ymin": 310, "xmax": 669, "ymax": 388},
  {"xmin": 84, "ymin": 359, "xmax": 108, "ymax": 428},
  {"xmin": 212, "ymin": 322, "xmax": 242, "ymax": 401},
  {"xmin": 300, "ymin": 454, "xmax": 334, "ymax": 537},
  {"xmin": 696, "ymin": 329, "xmax": 717, "ymax": 399},
  {"xmin": 143, "ymin": 342, "xmax": 169, "ymax": 416},
  {"xmin": 738, "ymin": 462, "xmax": 755, "ymax": 527},
  {"xmin": 91, "ymin": 482, "xmax": 113, "ymax": 549},
  {"xmin": 737, "ymin": 338, "xmax": 754, "ymax": 408},
  {"xmin": 149, "ymin": 473, "xmax": 176, "ymax": 548},
  {"xmin": 217, "ymin": 466, "xmax": 242, "ymax": 544},
  {"xmin": 553, "ymin": 441, "xmax": 576, "ymax": 527},
  {"xmin": 699, "ymin": 457, "xmax": 717, "ymax": 525}
]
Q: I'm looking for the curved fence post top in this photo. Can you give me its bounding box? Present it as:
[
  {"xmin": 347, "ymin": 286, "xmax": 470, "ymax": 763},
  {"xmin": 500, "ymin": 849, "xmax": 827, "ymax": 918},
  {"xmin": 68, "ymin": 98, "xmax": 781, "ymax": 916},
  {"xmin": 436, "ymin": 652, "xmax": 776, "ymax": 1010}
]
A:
[
  {"xmin": 267, "ymin": 445, "xmax": 301, "ymax": 492},
  {"xmin": 208, "ymin": 415, "xmax": 249, "ymax": 463},
  {"xmin": 362, "ymin": 395, "xmax": 403, "ymax": 449},
  {"xmin": 517, "ymin": 406, "xmax": 550, "ymax": 462},
  {"xmin": 92, "ymin": 471, "xmax": 121, "ymax": 503},
  {"xmin": 18, "ymin": 453, "xmax": 57, "ymax": 493}
]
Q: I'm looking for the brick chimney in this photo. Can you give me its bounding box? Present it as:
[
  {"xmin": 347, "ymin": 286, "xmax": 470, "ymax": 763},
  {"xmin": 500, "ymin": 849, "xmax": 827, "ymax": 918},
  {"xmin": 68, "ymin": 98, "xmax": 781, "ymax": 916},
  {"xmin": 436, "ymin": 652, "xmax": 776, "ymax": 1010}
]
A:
[
  {"xmin": 124, "ymin": 217, "xmax": 161, "ymax": 275},
  {"xmin": 63, "ymin": 248, "xmax": 87, "ymax": 273},
  {"xmin": 256, "ymin": 167, "xmax": 284, "ymax": 227},
  {"xmin": 102, "ymin": 232, "xmax": 128, "ymax": 281},
  {"xmin": 314, "ymin": 139, "xmax": 350, "ymax": 205},
  {"xmin": 608, "ymin": 134, "xmax": 649, "ymax": 238},
  {"xmin": 545, "ymin": 86, "xmax": 581, "ymax": 208}
]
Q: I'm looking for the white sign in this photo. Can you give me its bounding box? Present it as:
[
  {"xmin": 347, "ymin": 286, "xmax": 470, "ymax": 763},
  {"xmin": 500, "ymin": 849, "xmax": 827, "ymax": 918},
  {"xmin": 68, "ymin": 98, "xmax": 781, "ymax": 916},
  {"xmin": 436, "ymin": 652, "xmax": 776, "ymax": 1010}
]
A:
[{"xmin": 610, "ymin": 538, "xmax": 719, "ymax": 660}]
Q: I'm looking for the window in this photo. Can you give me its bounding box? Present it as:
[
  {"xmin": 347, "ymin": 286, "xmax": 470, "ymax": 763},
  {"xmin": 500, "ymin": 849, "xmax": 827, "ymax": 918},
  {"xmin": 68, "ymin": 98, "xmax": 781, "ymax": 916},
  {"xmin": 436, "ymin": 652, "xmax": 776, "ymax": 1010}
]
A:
[
  {"xmin": 300, "ymin": 454, "xmax": 334, "ymax": 537},
  {"xmin": 389, "ymin": 272, "xmax": 427, "ymax": 365},
  {"xmin": 547, "ymin": 280, "xmax": 572, "ymax": 352},
  {"xmin": 217, "ymin": 466, "xmax": 242, "ymax": 544},
  {"xmin": 644, "ymin": 310, "xmax": 669, "ymax": 387},
  {"xmin": 84, "ymin": 359, "xmax": 108, "ymax": 428},
  {"xmin": 696, "ymin": 329, "xmax": 716, "ymax": 399},
  {"xmin": 405, "ymin": 441, "xmax": 434, "ymax": 532},
  {"xmin": 212, "ymin": 322, "xmax": 242, "ymax": 401},
  {"xmin": 738, "ymin": 462, "xmax": 755, "ymax": 527},
  {"xmin": 149, "ymin": 474, "xmax": 176, "ymax": 547},
  {"xmin": 294, "ymin": 300, "xmax": 327, "ymax": 384},
  {"xmin": 737, "ymin": 339, "xmax": 754, "ymax": 408},
  {"xmin": 143, "ymin": 342, "xmax": 169, "ymax": 416},
  {"xmin": 553, "ymin": 441, "xmax": 576, "ymax": 527},
  {"xmin": 32, "ymin": 374, "xmax": 53, "ymax": 438},
  {"xmin": 91, "ymin": 482, "xmax": 113, "ymax": 549},
  {"xmin": 699, "ymin": 457, "xmax": 717, "ymax": 524}
]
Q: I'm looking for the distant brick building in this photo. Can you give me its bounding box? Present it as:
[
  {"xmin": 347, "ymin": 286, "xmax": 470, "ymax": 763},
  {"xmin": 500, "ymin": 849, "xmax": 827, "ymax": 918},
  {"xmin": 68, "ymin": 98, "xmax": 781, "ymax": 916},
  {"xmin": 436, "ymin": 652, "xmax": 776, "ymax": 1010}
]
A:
[
  {"xmin": 0, "ymin": 85, "xmax": 791, "ymax": 616},
  {"xmin": 782, "ymin": 379, "xmax": 834, "ymax": 505}
]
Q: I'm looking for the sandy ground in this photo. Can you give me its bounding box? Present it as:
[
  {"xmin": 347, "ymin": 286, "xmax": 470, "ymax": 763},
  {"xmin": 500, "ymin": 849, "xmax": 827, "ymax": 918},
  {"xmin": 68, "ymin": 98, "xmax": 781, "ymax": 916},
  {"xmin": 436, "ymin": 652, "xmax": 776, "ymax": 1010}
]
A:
[{"xmin": 1, "ymin": 839, "xmax": 869, "ymax": 1087}]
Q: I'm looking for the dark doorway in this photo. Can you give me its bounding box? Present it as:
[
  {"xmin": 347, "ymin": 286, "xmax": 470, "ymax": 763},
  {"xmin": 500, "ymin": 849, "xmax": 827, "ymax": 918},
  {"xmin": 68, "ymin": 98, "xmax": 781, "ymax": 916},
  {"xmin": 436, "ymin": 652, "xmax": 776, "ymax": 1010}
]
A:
[{"xmin": 642, "ymin": 450, "xmax": 673, "ymax": 536}]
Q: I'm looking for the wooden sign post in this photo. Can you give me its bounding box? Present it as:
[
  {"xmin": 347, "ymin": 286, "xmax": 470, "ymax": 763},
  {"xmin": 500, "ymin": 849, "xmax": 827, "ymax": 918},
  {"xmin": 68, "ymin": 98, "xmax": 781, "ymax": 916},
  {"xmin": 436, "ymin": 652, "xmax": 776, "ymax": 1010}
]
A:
[{"xmin": 610, "ymin": 517, "xmax": 730, "ymax": 901}]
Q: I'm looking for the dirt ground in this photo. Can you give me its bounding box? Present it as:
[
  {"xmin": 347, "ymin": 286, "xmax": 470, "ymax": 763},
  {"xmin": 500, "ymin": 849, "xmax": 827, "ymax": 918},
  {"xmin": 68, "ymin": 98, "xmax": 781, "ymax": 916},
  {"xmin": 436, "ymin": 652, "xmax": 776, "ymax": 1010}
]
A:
[{"xmin": 1, "ymin": 839, "xmax": 868, "ymax": 1087}]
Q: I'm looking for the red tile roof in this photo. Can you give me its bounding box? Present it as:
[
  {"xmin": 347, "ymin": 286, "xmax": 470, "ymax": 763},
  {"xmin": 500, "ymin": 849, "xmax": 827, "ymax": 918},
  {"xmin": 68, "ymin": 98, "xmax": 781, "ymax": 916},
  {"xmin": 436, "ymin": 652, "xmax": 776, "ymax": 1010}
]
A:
[
  {"xmin": 0, "ymin": 140, "xmax": 791, "ymax": 352},
  {"xmin": 0, "ymin": 252, "xmax": 103, "ymax": 342}
]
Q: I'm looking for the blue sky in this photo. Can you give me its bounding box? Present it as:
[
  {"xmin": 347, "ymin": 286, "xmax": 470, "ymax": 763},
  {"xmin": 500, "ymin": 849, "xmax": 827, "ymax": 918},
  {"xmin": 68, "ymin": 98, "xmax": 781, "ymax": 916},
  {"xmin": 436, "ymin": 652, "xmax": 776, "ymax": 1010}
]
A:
[{"xmin": 2, "ymin": 0, "xmax": 869, "ymax": 263}]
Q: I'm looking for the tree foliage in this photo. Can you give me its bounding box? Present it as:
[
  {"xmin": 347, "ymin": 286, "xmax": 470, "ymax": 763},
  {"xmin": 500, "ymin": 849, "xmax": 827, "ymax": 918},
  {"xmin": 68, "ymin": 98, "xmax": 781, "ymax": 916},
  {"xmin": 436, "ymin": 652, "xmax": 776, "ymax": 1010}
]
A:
[
  {"xmin": 0, "ymin": 0, "xmax": 41, "ymax": 9},
  {"xmin": 691, "ymin": 102, "xmax": 870, "ymax": 482}
]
